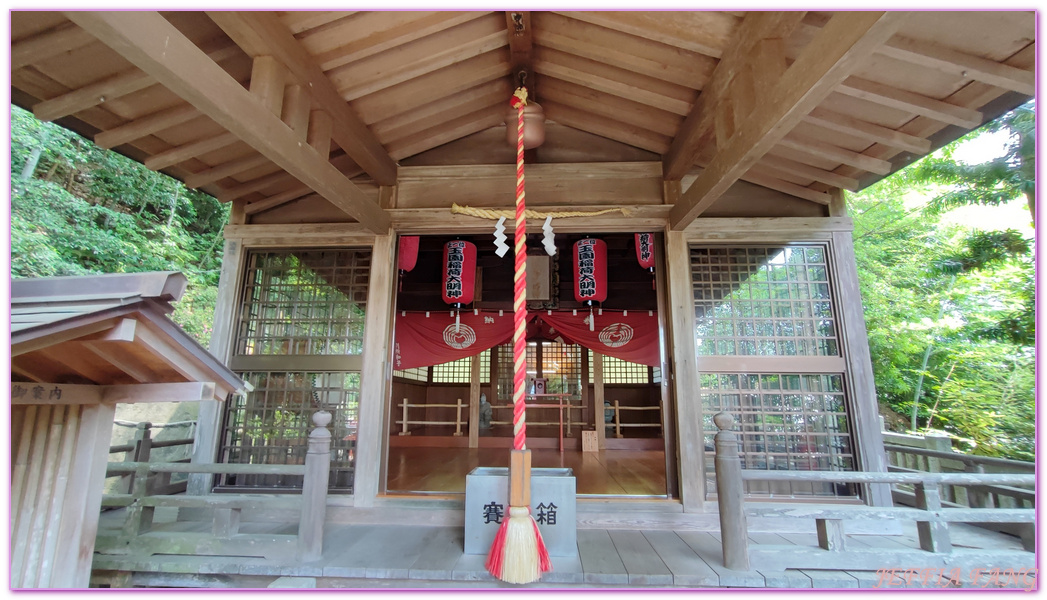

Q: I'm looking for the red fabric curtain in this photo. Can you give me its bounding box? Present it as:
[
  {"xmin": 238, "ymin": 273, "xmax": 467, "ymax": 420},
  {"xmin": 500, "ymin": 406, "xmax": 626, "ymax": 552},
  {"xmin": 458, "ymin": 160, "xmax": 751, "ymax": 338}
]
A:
[
  {"xmin": 393, "ymin": 311, "xmax": 513, "ymax": 370},
  {"xmin": 394, "ymin": 310, "xmax": 661, "ymax": 370},
  {"xmin": 537, "ymin": 310, "xmax": 660, "ymax": 367}
]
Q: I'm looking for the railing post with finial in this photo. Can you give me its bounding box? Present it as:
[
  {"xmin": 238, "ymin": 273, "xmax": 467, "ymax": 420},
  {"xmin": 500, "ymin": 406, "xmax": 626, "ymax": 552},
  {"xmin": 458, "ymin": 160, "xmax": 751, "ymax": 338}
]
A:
[
  {"xmin": 714, "ymin": 412, "xmax": 749, "ymax": 570},
  {"xmin": 298, "ymin": 410, "xmax": 332, "ymax": 562}
]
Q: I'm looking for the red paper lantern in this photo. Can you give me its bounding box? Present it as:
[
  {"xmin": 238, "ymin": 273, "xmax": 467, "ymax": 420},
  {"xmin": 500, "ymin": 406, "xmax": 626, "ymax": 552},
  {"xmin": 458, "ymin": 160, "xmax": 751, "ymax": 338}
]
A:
[
  {"xmin": 635, "ymin": 233, "xmax": 655, "ymax": 271},
  {"xmin": 442, "ymin": 240, "xmax": 477, "ymax": 307},
  {"xmin": 398, "ymin": 236, "xmax": 420, "ymax": 272},
  {"xmin": 573, "ymin": 238, "xmax": 607, "ymax": 305}
]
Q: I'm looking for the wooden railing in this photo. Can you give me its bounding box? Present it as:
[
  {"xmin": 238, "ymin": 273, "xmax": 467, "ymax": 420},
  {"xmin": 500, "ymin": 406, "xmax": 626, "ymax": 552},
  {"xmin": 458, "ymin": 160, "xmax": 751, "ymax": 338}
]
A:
[
  {"xmin": 396, "ymin": 398, "xmax": 466, "ymax": 436},
  {"xmin": 108, "ymin": 421, "xmax": 195, "ymax": 495},
  {"xmin": 98, "ymin": 411, "xmax": 332, "ymax": 562},
  {"xmin": 605, "ymin": 400, "xmax": 661, "ymax": 438},
  {"xmin": 884, "ymin": 443, "xmax": 1034, "ymax": 509},
  {"xmin": 712, "ymin": 413, "xmax": 1035, "ymax": 571}
]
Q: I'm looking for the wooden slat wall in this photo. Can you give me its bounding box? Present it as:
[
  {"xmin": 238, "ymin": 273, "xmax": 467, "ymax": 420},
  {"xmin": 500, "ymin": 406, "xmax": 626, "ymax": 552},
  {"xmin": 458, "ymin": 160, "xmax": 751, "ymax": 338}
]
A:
[{"xmin": 10, "ymin": 401, "xmax": 116, "ymax": 588}]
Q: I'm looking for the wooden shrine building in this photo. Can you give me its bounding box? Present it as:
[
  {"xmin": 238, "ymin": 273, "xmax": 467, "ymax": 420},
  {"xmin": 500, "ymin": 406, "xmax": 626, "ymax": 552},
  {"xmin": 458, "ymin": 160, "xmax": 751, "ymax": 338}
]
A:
[
  {"xmin": 10, "ymin": 272, "xmax": 246, "ymax": 587},
  {"xmin": 9, "ymin": 10, "xmax": 1036, "ymax": 587}
]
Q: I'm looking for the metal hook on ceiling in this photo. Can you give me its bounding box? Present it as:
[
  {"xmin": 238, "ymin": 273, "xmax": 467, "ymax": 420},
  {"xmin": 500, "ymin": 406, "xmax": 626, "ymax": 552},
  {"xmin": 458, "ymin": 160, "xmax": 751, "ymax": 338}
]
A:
[{"xmin": 511, "ymin": 12, "xmax": 525, "ymax": 35}]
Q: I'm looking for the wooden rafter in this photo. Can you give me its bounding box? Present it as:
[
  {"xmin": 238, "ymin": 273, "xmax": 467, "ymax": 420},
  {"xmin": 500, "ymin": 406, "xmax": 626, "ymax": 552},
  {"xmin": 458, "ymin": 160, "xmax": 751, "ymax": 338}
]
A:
[
  {"xmin": 32, "ymin": 41, "xmax": 241, "ymax": 123},
  {"xmin": 328, "ymin": 14, "xmax": 507, "ymax": 102},
  {"xmin": 93, "ymin": 104, "xmax": 200, "ymax": 149},
  {"xmin": 207, "ymin": 11, "xmax": 398, "ymax": 185},
  {"xmin": 668, "ymin": 11, "xmax": 907, "ymax": 230},
  {"xmin": 68, "ymin": 11, "xmax": 390, "ymax": 234},
  {"xmin": 555, "ymin": 11, "xmax": 738, "ymax": 59},
  {"xmin": 12, "ymin": 22, "xmax": 96, "ymax": 70},
  {"xmin": 532, "ymin": 12, "xmax": 716, "ymax": 89}
]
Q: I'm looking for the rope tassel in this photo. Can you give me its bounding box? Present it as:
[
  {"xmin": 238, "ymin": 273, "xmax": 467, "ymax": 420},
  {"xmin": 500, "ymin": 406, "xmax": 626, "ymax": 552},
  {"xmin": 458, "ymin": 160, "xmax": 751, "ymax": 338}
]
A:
[{"xmin": 486, "ymin": 86, "xmax": 551, "ymax": 585}]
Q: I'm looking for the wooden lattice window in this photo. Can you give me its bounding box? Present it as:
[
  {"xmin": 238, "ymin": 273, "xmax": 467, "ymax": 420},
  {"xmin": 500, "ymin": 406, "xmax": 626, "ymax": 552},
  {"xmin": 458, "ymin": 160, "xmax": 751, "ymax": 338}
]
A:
[
  {"xmin": 691, "ymin": 244, "xmax": 856, "ymax": 499},
  {"xmin": 218, "ymin": 371, "xmax": 359, "ymax": 492},
  {"xmin": 220, "ymin": 248, "xmax": 370, "ymax": 493}
]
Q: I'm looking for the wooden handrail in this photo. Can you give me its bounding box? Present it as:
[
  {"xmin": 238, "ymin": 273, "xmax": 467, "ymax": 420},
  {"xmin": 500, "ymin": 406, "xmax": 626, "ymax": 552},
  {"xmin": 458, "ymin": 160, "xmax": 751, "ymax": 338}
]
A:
[
  {"xmin": 883, "ymin": 443, "xmax": 1034, "ymax": 471},
  {"xmin": 714, "ymin": 412, "xmax": 1036, "ymax": 565}
]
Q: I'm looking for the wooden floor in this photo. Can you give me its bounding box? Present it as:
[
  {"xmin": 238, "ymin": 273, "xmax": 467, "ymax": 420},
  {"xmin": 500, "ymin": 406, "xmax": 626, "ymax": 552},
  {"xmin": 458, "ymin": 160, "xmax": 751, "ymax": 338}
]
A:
[
  {"xmin": 386, "ymin": 447, "xmax": 667, "ymax": 496},
  {"xmin": 93, "ymin": 509, "xmax": 1034, "ymax": 589}
]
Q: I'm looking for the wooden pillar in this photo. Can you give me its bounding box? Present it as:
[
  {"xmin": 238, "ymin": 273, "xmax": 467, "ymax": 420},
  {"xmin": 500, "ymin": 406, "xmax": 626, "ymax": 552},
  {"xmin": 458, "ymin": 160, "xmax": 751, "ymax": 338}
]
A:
[
  {"xmin": 592, "ymin": 352, "xmax": 606, "ymax": 451},
  {"xmin": 468, "ymin": 352, "xmax": 481, "ymax": 448},
  {"xmin": 665, "ymin": 230, "xmax": 705, "ymax": 511},
  {"xmin": 653, "ymin": 231, "xmax": 679, "ymax": 498},
  {"xmin": 354, "ymin": 233, "xmax": 396, "ymax": 506},
  {"xmin": 190, "ymin": 235, "xmax": 245, "ymax": 495},
  {"xmin": 580, "ymin": 347, "xmax": 591, "ymax": 426},
  {"xmin": 298, "ymin": 411, "xmax": 332, "ymax": 562},
  {"xmin": 830, "ymin": 229, "xmax": 891, "ymax": 507},
  {"xmin": 50, "ymin": 401, "xmax": 117, "ymax": 587},
  {"xmin": 713, "ymin": 412, "xmax": 749, "ymax": 570}
]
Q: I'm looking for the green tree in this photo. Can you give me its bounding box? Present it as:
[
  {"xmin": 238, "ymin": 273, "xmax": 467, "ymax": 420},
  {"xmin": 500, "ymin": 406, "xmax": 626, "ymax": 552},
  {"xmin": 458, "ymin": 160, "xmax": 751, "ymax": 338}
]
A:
[
  {"xmin": 851, "ymin": 104, "xmax": 1035, "ymax": 459},
  {"xmin": 9, "ymin": 105, "xmax": 228, "ymax": 344}
]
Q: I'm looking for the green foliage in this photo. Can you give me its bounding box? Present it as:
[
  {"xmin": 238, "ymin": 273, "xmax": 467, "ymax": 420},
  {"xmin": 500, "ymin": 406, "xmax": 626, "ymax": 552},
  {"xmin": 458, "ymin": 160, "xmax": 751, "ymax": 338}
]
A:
[
  {"xmin": 851, "ymin": 104, "xmax": 1035, "ymax": 461},
  {"xmin": 10, "ymin": 105, "xmax": 228, "ymax": 344}
]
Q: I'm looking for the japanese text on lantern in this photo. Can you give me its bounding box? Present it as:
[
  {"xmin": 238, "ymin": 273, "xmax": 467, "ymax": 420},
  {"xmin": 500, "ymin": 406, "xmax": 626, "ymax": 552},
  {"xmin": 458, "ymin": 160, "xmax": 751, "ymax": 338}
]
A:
[
  {"xmin": 578, "ymin": 242, "xmax": 595, "ymax": 298},
  {"xmin": 446, "ymin": 242, "xmax": 465, "ymax": 299},
  {"xmin": 638, "ymin": 234, "xmax": 652, "ymax": 263}
]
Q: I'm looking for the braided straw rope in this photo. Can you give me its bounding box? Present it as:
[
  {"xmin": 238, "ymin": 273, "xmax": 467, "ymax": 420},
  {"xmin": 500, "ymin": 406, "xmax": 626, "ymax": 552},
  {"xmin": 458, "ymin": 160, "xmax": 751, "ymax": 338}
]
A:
[{"xmin": 451, "ymin": 202, "xmax": 630, "ymax": 220}]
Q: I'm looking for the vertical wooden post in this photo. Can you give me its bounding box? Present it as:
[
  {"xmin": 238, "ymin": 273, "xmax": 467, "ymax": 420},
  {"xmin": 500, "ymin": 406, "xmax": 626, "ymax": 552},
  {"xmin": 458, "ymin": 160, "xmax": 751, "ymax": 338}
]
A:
[
  {"xmin": 613, "ymin": 400, "xmax": 623, "ymax": 439},
  {"xmin": 131, "ymin": 421, "xmax": 153, "ymax": 493},
  {"xmin": 714, "ymin": 412, "xmax": 749, "ymax": 570},
  {"xmin": 965, "ymin": 463, "xmax": 992, "ymax": 508},
  {"xmin": 298, "ymin": 411, "xmax": 332, "ymax": 562},
  {"xmin": 666, "ymin": 230, "xmax": 704, "ymax": 511},
  {"xmin": 915, "ymin": 480, "xmax": 952, "ymax": 553},
  {"xmin": 192, "ymin": 236, "xmax": 245, "ymax": 495},
  {"xmin": 830, "ymin": 230, "xmax": 892, "ymax": 507},
  {"xmin": 355, "ymin": 233, "xmax": 396, "ymax": 506},
  {"xmin": 469, "ymin": 353, "xmax": 481, "ymax": 448},
  {"xmin": 52, "ymin": 401, "xmax": 116, "ymax": 588},
  {"xmin": 454, "ymin": 399, "xmax": 464, "ymax": 437},
  {"xmin": 398, "ymin": 400, "xmax": 410, "ymax": 436},
  {"xmin": 593, "ymin": 352, "xmax": 606, "ymax": 451}
]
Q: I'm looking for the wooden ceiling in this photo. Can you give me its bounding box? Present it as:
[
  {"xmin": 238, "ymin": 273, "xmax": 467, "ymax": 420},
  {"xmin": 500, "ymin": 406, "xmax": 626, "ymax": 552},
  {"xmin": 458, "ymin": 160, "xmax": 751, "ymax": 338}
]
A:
[{"xmin": 10, "ymin": 11, "xmax": 1034, "ymax": 233}]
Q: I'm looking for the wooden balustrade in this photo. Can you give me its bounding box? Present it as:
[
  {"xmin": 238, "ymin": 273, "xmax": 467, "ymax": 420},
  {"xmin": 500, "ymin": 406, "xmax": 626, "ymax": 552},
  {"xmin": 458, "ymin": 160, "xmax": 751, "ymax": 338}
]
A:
[
  {"xmin": 98, "ymin": 411, "xmax": 332, "ymax": 562},
  {"xmin": 396, "ymin": 398, "xmax": 466, "ymax": 436},
  {"xmin": 108, "ymin": 421, "xmax": 195, "ymax": 495},
  {"xmin": 605, "ymin": 400, "xmax": 662, "ymax": 438},
  {"xmin": 713, "ymin": 413, "xmax": 1036, "ymax": 571}
]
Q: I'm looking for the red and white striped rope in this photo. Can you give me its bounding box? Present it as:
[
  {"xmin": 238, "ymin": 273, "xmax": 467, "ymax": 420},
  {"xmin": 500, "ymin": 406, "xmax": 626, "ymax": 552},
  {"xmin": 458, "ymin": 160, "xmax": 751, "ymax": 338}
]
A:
[{"xmin": 510, "ymin": 89, "xmax": 528, "ymax": 452}]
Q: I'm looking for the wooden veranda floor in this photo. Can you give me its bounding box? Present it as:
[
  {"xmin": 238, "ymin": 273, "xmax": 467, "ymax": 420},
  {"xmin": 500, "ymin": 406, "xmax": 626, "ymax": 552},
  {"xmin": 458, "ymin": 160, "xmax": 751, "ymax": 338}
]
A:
[
  {"xmin": 386, "ymin": 447, "xmax": 668, "ymax": 495},
  {"xmin": 92, "ymin": 508, "xmax": 1033, "ymax": 589}
]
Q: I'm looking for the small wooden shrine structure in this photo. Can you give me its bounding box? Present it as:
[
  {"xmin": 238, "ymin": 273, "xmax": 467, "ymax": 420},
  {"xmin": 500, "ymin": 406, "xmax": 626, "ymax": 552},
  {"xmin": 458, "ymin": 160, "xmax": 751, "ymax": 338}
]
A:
[
  {"xmin": 8, "ymin": 10, "xmax": 1035, "ymax": 587},
  {"xmin": 10, "ymin": 272, "xmax": 245, "ymax": 587}
]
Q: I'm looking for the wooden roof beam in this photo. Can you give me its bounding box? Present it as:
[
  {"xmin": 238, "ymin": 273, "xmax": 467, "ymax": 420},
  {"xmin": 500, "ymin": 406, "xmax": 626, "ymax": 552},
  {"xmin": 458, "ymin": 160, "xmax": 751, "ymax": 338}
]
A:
[
  {"xmin": 836, "ymin": 77, "xmax": 983, "ymax": 128},
  {"xmin": 93, "ymin": 104, "xmax": 200, "ymax": 149},
  {"xmin": 32, "ymin": 41, "xmax": 241, "ymax": 123},
  {"xmin": 144, "ymin": 132, "xmax": 239, "ymax": 171},
  {"xmin": 12, "ymin": 21, "xmax": 96, "ymax": 70},
  {"xmin": 206, "ymin": 11, "xmax": 398, "ymax": 186},
  {"xmin": 802, "ymin": 107, "xmax": 931, "ymax": 155},
  {"xmin": 669, "ymin": 11, "xmax": 907, "ymax": 230},
  {"xmin": 506, "ymin": 11, "xmax": 535, "ymax": 95},
  {"xmin": 801, "ymin": 14, "xmax": 1034, "ymax": 95},
  {"xmin": 662, "ymin": 12, "xmax": 808, "ymax": 180},
  {"xmin": 554, "ymin": 11, "xmax": 737, "ymax": 59},
  {"xmin": 68, "ymin": 11, "xmax": 390, "ymax": 234}
]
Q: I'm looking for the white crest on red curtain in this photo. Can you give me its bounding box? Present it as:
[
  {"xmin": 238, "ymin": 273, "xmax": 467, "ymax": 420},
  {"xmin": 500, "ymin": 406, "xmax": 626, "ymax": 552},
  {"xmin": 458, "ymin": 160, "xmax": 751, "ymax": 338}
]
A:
[
  {"xmin": 442, "ymin": 323, "xmax": 477, "ymax": 349},
  {"xmin": 599, "ymin": 323, "xmax": 634, "ymax": 348}
]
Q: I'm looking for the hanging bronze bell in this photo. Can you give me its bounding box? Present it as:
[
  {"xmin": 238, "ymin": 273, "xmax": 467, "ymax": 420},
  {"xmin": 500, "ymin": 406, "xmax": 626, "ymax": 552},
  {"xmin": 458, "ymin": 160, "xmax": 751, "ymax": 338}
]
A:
[{"xmin": 505, "ymin": 101, "xmax": 546, "ymax": 149}]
